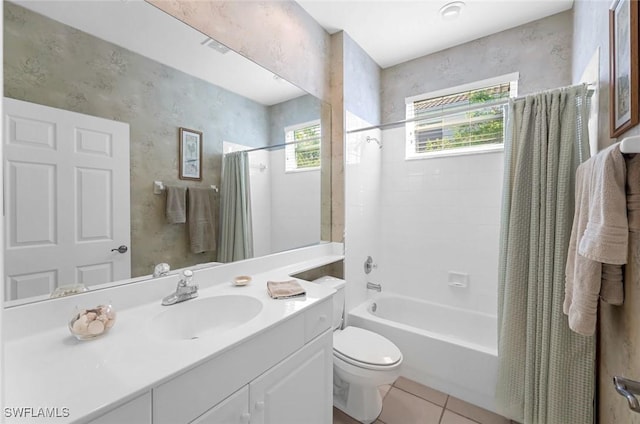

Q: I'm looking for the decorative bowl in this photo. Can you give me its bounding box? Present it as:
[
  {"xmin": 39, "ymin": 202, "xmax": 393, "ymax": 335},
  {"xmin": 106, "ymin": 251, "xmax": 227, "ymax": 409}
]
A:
[{"xmin": 69, "ymin": 304, "xmax": 116, "ymax": 340}]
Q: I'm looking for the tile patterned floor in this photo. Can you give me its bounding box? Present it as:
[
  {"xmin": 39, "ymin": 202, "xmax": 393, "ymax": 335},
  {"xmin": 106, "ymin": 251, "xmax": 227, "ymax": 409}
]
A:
[{"xmin": 333, "ymin": 377, "xmax": 515, "ymax": 424}]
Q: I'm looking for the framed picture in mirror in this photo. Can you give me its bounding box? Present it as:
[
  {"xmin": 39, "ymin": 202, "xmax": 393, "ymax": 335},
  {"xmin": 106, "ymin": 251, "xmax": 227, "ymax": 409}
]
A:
[
  {"xmin": 179, "ymin": 127, "xmax": 203, "ymax": 180},
  {"xmin": 609, "ymin": 0, "xmax": 639, "ymax": 138}
]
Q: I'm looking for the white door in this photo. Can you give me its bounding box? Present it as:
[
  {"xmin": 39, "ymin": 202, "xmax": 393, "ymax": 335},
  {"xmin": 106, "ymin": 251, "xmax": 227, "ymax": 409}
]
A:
[
  {"xmin": 4, "ymin": 98, "xmax": 130, "ymax": 301},
  {"xmin": 249, "ymin": 331, "xmax": 333, "ymax": 424}
]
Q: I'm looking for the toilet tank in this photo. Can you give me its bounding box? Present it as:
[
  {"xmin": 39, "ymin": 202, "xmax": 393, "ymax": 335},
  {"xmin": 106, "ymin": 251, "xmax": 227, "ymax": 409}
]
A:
[{"xmin": 311, "ymin": 276, "xmax": 345, "ymax": 330}]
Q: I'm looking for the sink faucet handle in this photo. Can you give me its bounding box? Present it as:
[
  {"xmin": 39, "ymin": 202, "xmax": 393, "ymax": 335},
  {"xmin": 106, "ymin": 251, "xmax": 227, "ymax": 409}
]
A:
[
  {"xmin": 180, "ymin": 270, "xmax": 194, "ymax": 286},
  {"xmin": 153, "ymin": 263, "xmax": 170, "ymax": 278}
]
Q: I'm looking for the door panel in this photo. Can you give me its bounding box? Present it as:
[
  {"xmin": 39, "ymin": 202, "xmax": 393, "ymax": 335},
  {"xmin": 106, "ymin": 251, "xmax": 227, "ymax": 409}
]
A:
[{"xmin": 4, "ymin": 97, "xmax": 130, "ymax": 301}]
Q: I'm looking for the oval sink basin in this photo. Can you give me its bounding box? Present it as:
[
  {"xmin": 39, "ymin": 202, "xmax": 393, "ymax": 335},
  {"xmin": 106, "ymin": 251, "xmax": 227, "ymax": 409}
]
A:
[{"xmin": 149, "ymin": 295, "xmax": 263, "ymax": 341}]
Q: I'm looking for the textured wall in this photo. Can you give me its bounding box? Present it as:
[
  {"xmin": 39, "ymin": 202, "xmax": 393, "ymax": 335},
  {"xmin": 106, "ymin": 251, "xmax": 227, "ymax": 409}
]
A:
[
  {"xmin": 382, "ymin": 10, "xmax": 573, "ymax": 123},
  {"xmin": 4, "ymin": 3, "xmax": 272, "ymax": 277},
  {"xmin": 344, "ymin": 33, "xmax": 382, "ymax": 126}
]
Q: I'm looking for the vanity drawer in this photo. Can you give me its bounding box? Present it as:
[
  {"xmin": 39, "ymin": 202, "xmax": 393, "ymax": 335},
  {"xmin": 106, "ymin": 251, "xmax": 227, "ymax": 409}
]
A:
[
  {"xmin": 304, "ymin": 298, "xmax": 332, "ymax": 343},
  {"xmin": 153, "ymin": 314, "xmax": 305, "ymax": 424}
]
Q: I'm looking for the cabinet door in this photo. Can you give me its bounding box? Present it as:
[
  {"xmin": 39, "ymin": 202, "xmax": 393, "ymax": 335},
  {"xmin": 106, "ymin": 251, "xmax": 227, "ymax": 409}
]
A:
[
  {"xmin": 191, "ymin": 386, "xmax": 250, "ymax": 424},
  {"xmin": 87, "ymin": 392, "xmax": 151, "ymax": 424},
  {"xmin": 249, "ymin": 330, "xmax": 332, "ymax": 424}
]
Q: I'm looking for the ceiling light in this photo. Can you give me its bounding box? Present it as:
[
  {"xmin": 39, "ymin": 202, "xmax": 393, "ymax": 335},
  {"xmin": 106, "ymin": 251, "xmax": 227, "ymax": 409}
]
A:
[{"xmin": 439, "ymin": 1, "xmax": 465, "ymax": 20}]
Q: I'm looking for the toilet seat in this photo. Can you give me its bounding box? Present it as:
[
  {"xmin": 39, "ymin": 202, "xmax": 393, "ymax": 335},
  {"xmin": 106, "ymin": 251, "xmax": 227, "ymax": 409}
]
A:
[{"xmin": 333, "ymin": 327, "xmax": 402, "ymax": 370}]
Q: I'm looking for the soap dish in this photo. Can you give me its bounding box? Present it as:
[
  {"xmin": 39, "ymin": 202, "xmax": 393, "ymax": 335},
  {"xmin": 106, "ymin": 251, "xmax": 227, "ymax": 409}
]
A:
[
  {"xmin": 69, "ymin": 304, "xmax": 116, "ymax": 341},
  {"xmin": 233, "ymin": 275, "xmax": 252, "ymax": 286},
  {"xmin": 50, "ymin": 283, "xmax": 89, "ymax": 298}
]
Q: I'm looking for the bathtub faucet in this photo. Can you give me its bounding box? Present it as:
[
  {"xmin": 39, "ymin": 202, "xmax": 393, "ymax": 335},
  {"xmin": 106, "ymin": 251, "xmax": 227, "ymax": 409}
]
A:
[{"xmin": 366, "ymin": 282, "xmax": 382, "ymax": 292}]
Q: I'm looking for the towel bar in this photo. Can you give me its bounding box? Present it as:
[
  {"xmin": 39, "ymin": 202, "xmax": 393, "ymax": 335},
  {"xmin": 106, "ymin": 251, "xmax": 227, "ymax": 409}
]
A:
[
  {"xmin": 620, "ymin": 135, "xmax": 640, "ymax": 154},
  {"xmin": 153, "ymin": 180, "xmax": 218, "ymax": 195}
]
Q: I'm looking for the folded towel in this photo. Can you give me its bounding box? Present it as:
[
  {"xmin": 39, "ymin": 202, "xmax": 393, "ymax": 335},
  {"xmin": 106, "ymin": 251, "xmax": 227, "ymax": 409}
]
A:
[
  {"xmin": 188, "ymin": 187, "xmax": 216, "ymax": 254},
  {"xmin": 564, "ymin": 142, "xmax": 628, "ymax": 336},
  {"xmin": 267, "ymin": 280, "xmax": 306, "ymax": 299},
  {"xmin": 166, "ymin": 185, "xmax": 187, "ymax": 224}
]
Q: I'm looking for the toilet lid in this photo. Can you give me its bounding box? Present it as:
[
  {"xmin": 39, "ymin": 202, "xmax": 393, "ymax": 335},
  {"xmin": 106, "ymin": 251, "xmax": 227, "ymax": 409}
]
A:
[{"xmin": 333, "ymin": 327, "xmax": 402, "ymax": 367}]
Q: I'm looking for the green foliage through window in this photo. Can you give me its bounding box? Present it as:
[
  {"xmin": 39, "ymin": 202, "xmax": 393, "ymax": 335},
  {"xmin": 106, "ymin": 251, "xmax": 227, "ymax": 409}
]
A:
[
  {"xmin": 285, "ymin": 121, "xmax": 321, "ymax": 171},
  {"xmin": 409, "ymin": 83, "xmax": 512, "ymax": 155}
]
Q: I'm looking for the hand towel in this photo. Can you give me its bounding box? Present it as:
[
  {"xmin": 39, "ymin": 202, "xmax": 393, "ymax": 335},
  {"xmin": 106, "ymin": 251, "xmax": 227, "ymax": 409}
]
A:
[
  {"xmin": 564, "ymin": 142, "xmax": 628, "ymax": 336},
  {"xmin": 267, "ymin": 280, "xmax": 306, "ymax": 299},
  {"xmin": 188, "ymin": 187, "xmax": 217, "ymax": 254},
  {"xmin": 165, "ymin": 185, "xmax": 187, "ymax": 224}
]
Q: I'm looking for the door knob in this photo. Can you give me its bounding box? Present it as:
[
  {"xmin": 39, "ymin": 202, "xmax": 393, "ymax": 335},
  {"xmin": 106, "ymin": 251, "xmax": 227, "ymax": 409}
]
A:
[{"xmin": 111, "ymin": 245, "xmax": 128, "ymax": 254}]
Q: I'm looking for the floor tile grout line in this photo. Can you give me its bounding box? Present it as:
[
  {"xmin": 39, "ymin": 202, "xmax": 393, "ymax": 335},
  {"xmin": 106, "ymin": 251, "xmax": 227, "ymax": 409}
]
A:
[{"xmin": 391, "ymin": 385, "xmax": 447, "ymax": 409}]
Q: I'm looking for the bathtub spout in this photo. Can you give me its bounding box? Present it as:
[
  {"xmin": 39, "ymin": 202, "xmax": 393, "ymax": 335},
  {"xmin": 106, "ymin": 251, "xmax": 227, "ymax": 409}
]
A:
[{"xmin": 366, "ymin": 282, "xmax": 382, "ymax": 292}]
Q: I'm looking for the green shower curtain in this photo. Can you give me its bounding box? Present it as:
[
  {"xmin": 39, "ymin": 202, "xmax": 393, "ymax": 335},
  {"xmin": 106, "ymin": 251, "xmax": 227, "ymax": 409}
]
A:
[
  {"xmin": 218, "ymin": 151, "xmax": 253, "ymax": 263},
  {"xmin": 496, "ymin": 84, "xmax": 595, "ymax": 424}
]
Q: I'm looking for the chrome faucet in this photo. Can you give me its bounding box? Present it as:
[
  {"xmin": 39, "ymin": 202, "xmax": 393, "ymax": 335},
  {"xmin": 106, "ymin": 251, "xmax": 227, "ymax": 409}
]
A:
[
  {"xmin": 153, "ymin": 263, "xmax": 170, "ymax": 278},
  {"xmin": 366, "ymin": 282, "xmax": 382, "ymax": 292},
  {"xmin": 162, "ymin": 270, "xmax": 198, "ymax": 306}
]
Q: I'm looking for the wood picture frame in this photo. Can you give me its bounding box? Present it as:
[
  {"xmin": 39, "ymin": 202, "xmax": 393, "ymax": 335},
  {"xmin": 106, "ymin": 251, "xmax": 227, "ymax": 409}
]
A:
[
  {"xmin": 179, "ymin": 127, "xmax": 203, "ymax": 181},
  {"xmin": 610, "ymin": 0, "xmax": 639, "ymax": 138}
]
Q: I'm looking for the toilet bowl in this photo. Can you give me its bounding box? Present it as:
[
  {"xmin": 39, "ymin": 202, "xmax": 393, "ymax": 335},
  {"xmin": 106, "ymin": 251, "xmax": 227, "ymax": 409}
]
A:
[{"xmin": 311, "ymin": 276, "xmax": 403, "ymax": 424}]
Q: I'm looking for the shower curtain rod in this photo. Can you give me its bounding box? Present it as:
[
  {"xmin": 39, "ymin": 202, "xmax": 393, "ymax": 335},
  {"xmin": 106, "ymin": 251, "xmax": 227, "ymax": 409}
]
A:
[
  {"xmin": 347, "ymin": 86, "xmax": 596, "ymax": 135},
  {"xmin": 234, "ymin": 137, "xmax": 321, "ymax": 154}
]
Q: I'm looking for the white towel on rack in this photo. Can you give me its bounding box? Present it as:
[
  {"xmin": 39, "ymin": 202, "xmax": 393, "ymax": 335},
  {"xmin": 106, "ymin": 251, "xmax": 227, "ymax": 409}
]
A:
[
  {"xmin": 564, "ymin": 142, "xmax": 628, "ymax": 336},
  {"xmin": 165, "ymin": 185, "xmax": 187, "ymax": 224}
]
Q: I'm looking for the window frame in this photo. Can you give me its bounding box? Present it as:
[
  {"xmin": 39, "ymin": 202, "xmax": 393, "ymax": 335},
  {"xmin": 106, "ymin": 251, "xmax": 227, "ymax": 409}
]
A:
[
  {"xmin": 284, "ymin": 119, "xmax": 321, "ymax": 173},
  {"xmin": 405, "ymin": 72, "xmax": 519, "ymax": 160}
]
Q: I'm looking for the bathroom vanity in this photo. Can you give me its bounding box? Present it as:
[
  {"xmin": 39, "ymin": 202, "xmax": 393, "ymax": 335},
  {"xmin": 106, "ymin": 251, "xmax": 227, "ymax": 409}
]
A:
[{"xmin": 3, "ymin": 244, "xmax": 343, "ymax": 424}]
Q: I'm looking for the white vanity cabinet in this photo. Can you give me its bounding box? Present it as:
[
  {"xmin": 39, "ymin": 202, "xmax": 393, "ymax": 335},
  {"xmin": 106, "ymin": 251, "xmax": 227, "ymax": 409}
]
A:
[
  {"xmin": 153, "ymin": 298, "xmax": 333, "ymax": 424},
  {"xmin": 87, "ymin": 392, "xmax": 152, "ymax": 424},
  {"xmin": 191, "ymin": 386, "xmax": 250, "ymax": 424},
  {"xmin": 192, "ymin": 330, "xmax": 332, "ymax": 424},
  {"xmin": 249, "ymin": 330, "xmax": 332, "ymax": 424}
]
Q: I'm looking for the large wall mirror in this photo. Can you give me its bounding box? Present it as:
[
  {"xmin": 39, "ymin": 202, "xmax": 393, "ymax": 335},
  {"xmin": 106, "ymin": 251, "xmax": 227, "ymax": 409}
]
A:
[{"xmin": 3, "ymin": 0, "xmax": 331, "ymax": 306}]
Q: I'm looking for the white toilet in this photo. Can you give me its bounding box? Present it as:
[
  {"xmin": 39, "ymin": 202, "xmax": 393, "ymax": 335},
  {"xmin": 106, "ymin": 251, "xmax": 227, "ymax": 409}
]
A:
[{"xmin": 312, "ymin": 276, "xmax": 403, "ymax": 423}]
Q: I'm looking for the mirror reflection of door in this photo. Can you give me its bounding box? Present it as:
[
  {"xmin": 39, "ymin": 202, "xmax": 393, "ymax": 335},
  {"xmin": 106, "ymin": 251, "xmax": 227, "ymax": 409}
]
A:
[{"xmin": 4, "ymin": 98, "xmax": 131, "ymax": 301}]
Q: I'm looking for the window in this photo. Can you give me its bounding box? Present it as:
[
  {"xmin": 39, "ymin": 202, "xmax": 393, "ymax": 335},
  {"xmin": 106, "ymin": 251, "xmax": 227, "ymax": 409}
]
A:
[
  {"xmin": 406, "ymin": 73, "xmax": 518, "ymax": 159},
  {"xmin": 285, "ymin": 120, "xmax": 321, "ymax": 172}
]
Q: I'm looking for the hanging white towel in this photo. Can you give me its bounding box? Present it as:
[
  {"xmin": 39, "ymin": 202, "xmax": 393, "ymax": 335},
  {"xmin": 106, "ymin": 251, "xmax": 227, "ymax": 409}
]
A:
[
  {"xmin": 564, "ymin": 142, "xmax": 628, "ymax": 336},
  {"xmin": 188, "ymin": 187, "xmax": 216, "ymax": 254},
  {"xmin": 165, "ymin": 185, "xmax": 187, "ymax": 224}
]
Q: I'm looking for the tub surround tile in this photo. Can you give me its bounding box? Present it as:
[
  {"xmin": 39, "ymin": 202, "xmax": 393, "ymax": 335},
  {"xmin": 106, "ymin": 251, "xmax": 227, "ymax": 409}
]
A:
[
  {"xmin": 394, "ymin": 376, "xmax": 448, "ymax": 407},
  {"xmin": 378, "ymin": 387, "xmax": 444, "ymax": 424},
  {"xmin": 446, "ymin": 397, "xmax": 510, "ymax": 424},
  {"xmin": 441, "ymin": 410, "xmax": 480, "ymax": 424}
]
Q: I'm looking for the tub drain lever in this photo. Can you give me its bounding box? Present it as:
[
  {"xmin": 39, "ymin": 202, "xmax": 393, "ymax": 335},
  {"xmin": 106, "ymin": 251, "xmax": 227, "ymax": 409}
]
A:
[{"xmin": 614, "ymin": 376, "xmax": 640, "ymax": 413}]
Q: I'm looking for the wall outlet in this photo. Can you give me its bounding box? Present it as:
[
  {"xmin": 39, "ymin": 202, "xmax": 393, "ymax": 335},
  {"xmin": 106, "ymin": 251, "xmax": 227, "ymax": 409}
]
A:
[{"xmin": 448, "ymin": 271, "xmax": 469, "ymax": 288}]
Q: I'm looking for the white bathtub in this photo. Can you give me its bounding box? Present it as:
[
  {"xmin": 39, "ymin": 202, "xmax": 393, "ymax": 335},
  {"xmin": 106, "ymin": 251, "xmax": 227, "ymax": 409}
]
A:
[{"xmin": 348, "ymin": 294, "xmax": 498, "ymax": 412}]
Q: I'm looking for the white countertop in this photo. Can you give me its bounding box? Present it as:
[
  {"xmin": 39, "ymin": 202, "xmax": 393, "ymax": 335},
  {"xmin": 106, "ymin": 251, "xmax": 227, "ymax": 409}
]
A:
[{"xmin": 2, "ymin": 243, "xmax": 343, "ymax": 423}]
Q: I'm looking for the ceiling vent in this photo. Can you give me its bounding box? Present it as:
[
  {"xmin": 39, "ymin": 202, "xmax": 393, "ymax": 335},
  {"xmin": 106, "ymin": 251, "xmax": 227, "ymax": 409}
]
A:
[{"xmin": 201, "ymin": 38, "xmax": 230, "ymax": 54}]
